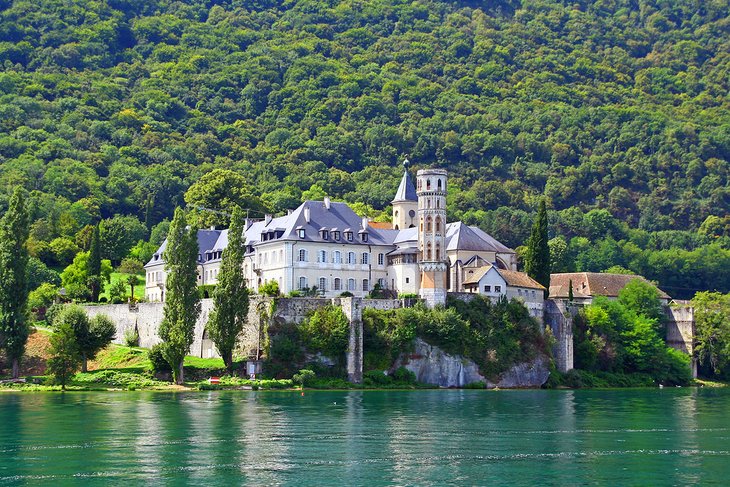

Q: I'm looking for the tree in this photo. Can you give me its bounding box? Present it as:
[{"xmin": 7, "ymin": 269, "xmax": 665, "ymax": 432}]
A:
[
  {"xmin": 184, "ymin": 169, "xmax": 267, "ymax": 227},
  {"xmin": 60, "ymin": 252, "xmax": 113, "ymax": 301},
  {"xmin": 207, "ymin": 207, "xmax": 249, "ymax": 373},
  {"xmin": 127, "ymin": 275, "xmax": 140, "ymax": 301},
  {"xmin": 524, "ymin": 199, "xmax": 550, "ymax": 297},
  {"xmin": 0, "ymin": 188, "xmax": 30, "ymax": 378},
  {"xmin": 55, "ymin": 305, "xmax": 115, "ymax": 372},
  {"xmin": 47, "ymin": 322, "xmax": 81, "ymax": 390},
  {"xmin": 99, "ymin": 215, "xmax": 147, "ymax": 265},
  {"xmin": 691, "ymin": 292, "xmax": 730, "ymax": 379},
  {"xmin": 159, "ymin": 208, "xmax": 201, "ymax": 384},
  {"xmin": 88, "ymin": 225, "xmax": 101, "ymax": 302},
  {"xmin": 618, "ymin": 279, "xmax": 664, "ymax": 323}
]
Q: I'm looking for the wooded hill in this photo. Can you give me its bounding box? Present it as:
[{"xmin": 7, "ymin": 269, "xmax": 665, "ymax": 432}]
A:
[{"xmin": 0, "ymin": 0, "xmax": 728, "ymax": 298}]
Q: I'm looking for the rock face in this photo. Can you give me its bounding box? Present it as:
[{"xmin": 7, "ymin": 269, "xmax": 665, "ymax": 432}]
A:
[{"xmin": 393, "ymin": 338, "xmax": 550, "ymax": 388}]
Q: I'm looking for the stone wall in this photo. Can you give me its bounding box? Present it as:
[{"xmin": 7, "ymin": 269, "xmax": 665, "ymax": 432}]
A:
[
  {"xmin": 544, "ymin": 299, "xmax": 575, "ymax": 373},
  {"xmin": 665, "ymin": 303, "xmax": 697, "ymax": 378},
  {"xmin": 82, "ymin": 297, "xmax": 406, "ymax": 380}
]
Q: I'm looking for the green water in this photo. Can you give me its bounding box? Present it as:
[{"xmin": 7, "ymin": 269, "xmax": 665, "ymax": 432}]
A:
[{"xmin": 1, "ymin": 389, "xmax": 729, "ymax": 486}]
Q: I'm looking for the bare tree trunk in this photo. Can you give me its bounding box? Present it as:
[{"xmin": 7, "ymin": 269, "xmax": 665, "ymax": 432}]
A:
[
  {"xmin": 11, "ymin": 358, "xmax": 19, "ymax": 379},
  {"xmin": 82, "ymin": 353, "xmax": 87, "ymax": 373},
  {"xmin": 177, "ymin": 361, "xmax": 184, "ymax": 385},
  {"xmin": 224, "ymin": 351, "xmax": 233, "ymax": 375}
]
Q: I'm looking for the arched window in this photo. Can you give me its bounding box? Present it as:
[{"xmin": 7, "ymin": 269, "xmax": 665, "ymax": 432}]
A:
[
  {"xmin": 334, "ymin": 278, "xmax": 341, "ymax": 291},
  {"xmin": 362, "ymin": 279, "xmax": 369, "ymax": 291},
  {"xmin": 435, "ymin": 243, "xmax": 441, "ymax": 260},
  {"xmin": 361, "ymin": 252, "xmax": 369, "ymax": 265},
  {"xmin": 426, "ymin": 242, "xmax": 432, "ymax": 260},
  {"xmin": 319, "ymin": 277, "xmax": 327, "ymax": 292},
  {"xmin": 435, "ymin": 217, "xmax": 441, "ymax": 233},
  {"xmin": 299, "ymin": 249, "xmax": 307, "ymax": 262},
  {"xmin": 318, "ymin": 250, "xmax": 327, "ymax": 263},
  {"xmin": 348, "ymin": 278, "xmax": 356, "ymax": 291},
  {"xmin": 427, "ymin": 198, "xmax": 431, "ymax": 209},
  {"xmin": 333, "ymin": 251, "xmax": 341, "ymax": 264},
  {"xmin": 299, "ymin": 276, "xmax": 307, "ymax": 290},
  {"xmin": 348, "ymin": 252, "xmax": 356, "ymax": 264},
  {"xmin": 436, "ymin": 199, "xmax": 440, "ymax": 208},
  {"xmin": 426, "ymin": 216, "xmax": 432, "ymax": 232},
  {"xmin": 426, "ymin": 179, "xmax": 431, "ymax": 190},
  {"xmin": 437, "ymin": 178, "xmax": 442, "ymax": 189}
]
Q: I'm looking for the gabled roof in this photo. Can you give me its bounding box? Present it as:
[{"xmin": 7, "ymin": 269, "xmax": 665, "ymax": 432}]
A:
[
  {"xmin": 145, "ymin": 229, "xmax": 223, "ymax": 268},
  {"xmin": 245, "ymin": 200, "xmax": 397, "ymax": 247},
  {"xmin": 549, "ymin": 272, "xmax": 671, "ymax": 300},
  {"xmin": 463, "ymin": 265, "xmax": 544, "ymax": 290},
  {"xmin": 445, "ymin": 222, "xmax": 514, "ymax": 254},
  {"xmin": 392, "ymin": 169, "xmax": 417, "ymax": 202},
  {"xmin": 463, "ymin": 264, "xmax": 496, "ymax": 285},
  {"xmin": 498, "ymin": 270, "xmax": 545, "ymax": 290}
]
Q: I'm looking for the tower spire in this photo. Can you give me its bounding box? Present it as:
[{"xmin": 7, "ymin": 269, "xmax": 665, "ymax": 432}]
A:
[{"xmin": 392, "ymin": 158, "xmax": 418, "ymax": 230}]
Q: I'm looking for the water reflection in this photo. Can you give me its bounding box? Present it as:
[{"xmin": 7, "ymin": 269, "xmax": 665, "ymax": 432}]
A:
[{"xmin": 1, "ymin": 389, "xmax": 729, "ymax": 485}]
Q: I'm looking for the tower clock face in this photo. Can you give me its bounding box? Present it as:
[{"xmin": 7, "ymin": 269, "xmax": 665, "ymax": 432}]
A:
[{"xmin": 409, "ymin": 210, "xmax": 416, "ymax": 217}]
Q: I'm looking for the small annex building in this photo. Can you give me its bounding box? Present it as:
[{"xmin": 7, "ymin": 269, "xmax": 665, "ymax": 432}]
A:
[
  {"xmin": 549, "ymin": 272, "xmax": 671, "ymax": 305},
  {"xmin": 463, "ymin": 264, "xmax": 546, "ymax": 321}
]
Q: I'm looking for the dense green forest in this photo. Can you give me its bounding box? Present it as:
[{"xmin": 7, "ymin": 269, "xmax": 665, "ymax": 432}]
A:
[{"xmin": 0, "ymin": 0, "xmax": 728, "ymax": 299}]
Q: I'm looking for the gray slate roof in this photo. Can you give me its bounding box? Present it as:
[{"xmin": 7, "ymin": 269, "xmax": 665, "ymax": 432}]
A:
[{"xmin": 392, "ymin": 170, "xmax": 417, "ymax": 202}]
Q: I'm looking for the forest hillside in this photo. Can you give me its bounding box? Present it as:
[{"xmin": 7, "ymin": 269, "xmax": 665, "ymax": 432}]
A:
[{"xmin": 0, "ymin": 0, "xmax": 728, "ymax": 298}]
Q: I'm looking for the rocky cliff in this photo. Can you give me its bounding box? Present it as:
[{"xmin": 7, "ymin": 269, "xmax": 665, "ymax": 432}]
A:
[{"xmin": 393, "ymin": 338, "xmax": 550, "ymax": 388}]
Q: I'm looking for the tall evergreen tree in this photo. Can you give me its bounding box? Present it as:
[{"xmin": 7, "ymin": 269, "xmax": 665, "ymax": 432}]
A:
[
  {"xmin": 88, "ymin": 225, "xmax": 101, "ymax": 302},
  {"xmin": 525, "ymin": 199, "xmax": 550, "ymax": 298},
  {"xmin": 159, "ymin": 208, "xmax": 201, "ymax": 384},
  {"xmin": 0, "ymin": 188, "xmax": 30, "ymax": 378},
  {"xmin": 207, "ymin": 207, "xmax": 249, "ymax": 373}
]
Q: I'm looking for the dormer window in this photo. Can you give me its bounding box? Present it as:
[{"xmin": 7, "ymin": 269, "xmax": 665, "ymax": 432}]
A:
[
  {"xmin": 345, "ymin": 231, "xmax": 353, "ymax": 241},
  {"xmin": 332, "ymin": 231, "xmax": 340, "ymax": 240},
  {"xmin": 321, "ymin": 230, "xmax": 329, "ymax": 240},
  {"xmin": 298, "ymin": 229, "xmax": 305, "ymax": 239},
  {"xmin": 360, "ymin": 232, "xmax": 368, "ymax": 242}
]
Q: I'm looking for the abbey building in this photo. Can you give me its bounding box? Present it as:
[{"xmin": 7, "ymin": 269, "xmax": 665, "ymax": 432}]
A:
[{"xmin": 145, "ymin": 167, "xmax": 542, "ymax": 312}]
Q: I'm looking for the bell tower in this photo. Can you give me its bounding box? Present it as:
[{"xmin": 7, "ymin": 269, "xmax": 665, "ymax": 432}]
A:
[
  {"xmin": 391, "ymin": 159, "xmax": 418, "ymax": 230},
  {"xmin": 416, "ymin": 168, "xmax": 448, "ymax": 307}
]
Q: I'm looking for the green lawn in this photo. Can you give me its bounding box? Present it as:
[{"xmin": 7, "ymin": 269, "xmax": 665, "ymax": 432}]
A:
[{"xmin": 100, "ymin": 272, "xmax": 146, "ymax": 301}]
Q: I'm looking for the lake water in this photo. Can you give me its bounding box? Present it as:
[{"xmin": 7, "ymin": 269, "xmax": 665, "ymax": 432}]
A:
[{"xmin": 0, "ymin": 388, "xmax": 729, "ymax": 485}]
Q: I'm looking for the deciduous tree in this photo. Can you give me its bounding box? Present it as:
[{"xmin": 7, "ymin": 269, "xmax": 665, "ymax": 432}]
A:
[
  {"xmin": 159, "ymin": 208, "xmax": 200, "ymax": 384},
  {"xmin": 207, "ymin": 207, "xmax": 249, "ymax": 372},
  {"xmin": 0, "ymin": 188, "xmax": 30, "ymax": 378}
]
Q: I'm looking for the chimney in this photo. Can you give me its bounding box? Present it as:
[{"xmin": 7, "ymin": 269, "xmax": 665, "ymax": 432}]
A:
[
  {"xmin": 244, "ymin": 218, "xmax": 252, "ymax": 229},
  {"xmin": 264, "ymin": 214, "xmax": 272, "ymax": 225},
  {"xmin": 304, "ymin": 207, "xmax": 311, "ymax": 223},
  {"xmin": 287, "ymin": 209, "xmax": 293, "ymax": 215},
  {"xmin": 210, "ymin": 225, "xmax": 215, "ymax": 230},
  {"xmin": 362, "ymin": 217, "xmax": 369, "ymax": 229},
  {"xmin": 324, "ymin": 196, "xmax": 331, "ymax": 210}
]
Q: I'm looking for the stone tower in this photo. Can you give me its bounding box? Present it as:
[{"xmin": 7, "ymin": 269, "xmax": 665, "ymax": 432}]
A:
[
  {"xmin": 416, "ymin": 168, "xmax": 448, "ymax": 307},
  {"xmin": 391, "ymin": 159, "xmax": 418, "ymax": 230}
]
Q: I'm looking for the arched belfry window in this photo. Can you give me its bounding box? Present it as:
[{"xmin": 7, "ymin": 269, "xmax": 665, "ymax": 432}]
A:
[
  {"xmin": 426, "ymin": 216, "xmax": 432, "ymax": 232},
  {"xmin": 435, "ymin": 243, "xmax": 441, "ymax": 260},
  {"xmin": 435, "ymin": 217, "xmax": 441, "ymax": 233},
  {"xmin": 437, "ymin": 179, "xmax": 442, "ymax": 190},
  {"xmin": 426, "ymin": 242, "xmax": 432, "ymax": 260},
  {"xmin": 426, "ymin": 179, "xmax": 431, "ymax": 190}
]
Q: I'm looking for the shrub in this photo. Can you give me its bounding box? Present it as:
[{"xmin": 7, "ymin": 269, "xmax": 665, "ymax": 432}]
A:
[
  {"xmin": 124, "ymin": 329, "xmax": 140, "ymax": 347},
  {"xmin": 108, "ymin": 279, "xmax": 127, "ymax": 304},
  {"xmin": 298, "ymin": 306, "xmax": 349, "ymax": 360},
  {"xmin": 148, "ymin": 344, "xmax": 171, "ymax": 373},
  {"xmin": 197, "ymin": 284, "xmax": 215, "ymax": 299},
  {"xmin": 292, "ymin": 369, "xmax": 316, "ymax": 387},
  {"xmin": 259, "ymin": 280, "xmax": 280, "ymax": 297},
  {"xmin": 392, "ymin": 366, "xmax": 416, "ymax": 384},
  {"xmin": 364, "ymin": 369, "xmax": 392, "ymax": 386},
  {"xmin": 45, "ymin": 302, "xmax": 64, "ymax": 326},
  {"xmin": 339, "ymin": 291, "xmax": 354, "ymax": 297},
  {"xmin": 464, "ymin": 381, "xmax": 486, "ymax": 389}
]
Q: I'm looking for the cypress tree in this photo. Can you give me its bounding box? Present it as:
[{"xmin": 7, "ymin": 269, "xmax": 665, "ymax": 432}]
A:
[
  {"xmin": 525, "ymin": 199, "xmax": 550, "ymax": 298},
  {"xmin": 159, "ymin": 208, "xmax": 201, "ymax": 384},
  {"xmin": 88, "ymin": 225, "xmax": 101, "ymax": 302},
  {"xmin": 0, "ymin": 188, "xmax": 30, "ymax": 379},
  {"xmin": 207, "ymin": 207, "xmax": 249, "ymax": 373}
]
